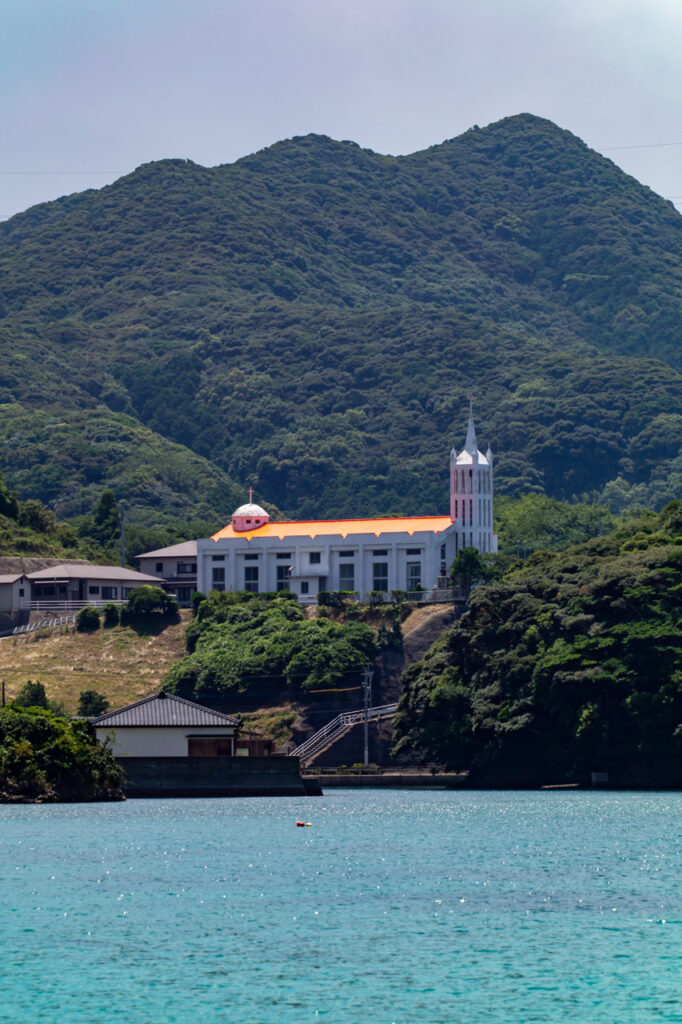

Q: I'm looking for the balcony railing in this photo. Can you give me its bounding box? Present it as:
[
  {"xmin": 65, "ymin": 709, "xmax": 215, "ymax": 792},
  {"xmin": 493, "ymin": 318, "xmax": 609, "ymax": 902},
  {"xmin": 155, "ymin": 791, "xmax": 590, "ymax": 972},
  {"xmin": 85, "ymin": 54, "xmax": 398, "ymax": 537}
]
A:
[{"xmin": 30, "ymin": 599, "xmax": 127, "ymax": 611}]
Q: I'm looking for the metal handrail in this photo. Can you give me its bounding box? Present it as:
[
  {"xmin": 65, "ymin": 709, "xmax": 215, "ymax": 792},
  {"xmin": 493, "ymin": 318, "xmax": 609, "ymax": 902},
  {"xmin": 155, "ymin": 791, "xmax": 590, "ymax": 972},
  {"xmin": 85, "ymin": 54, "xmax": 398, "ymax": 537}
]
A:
[
  {"xmin": 291, "ymin": 703, "xmax": 398, "ymax": 760},
  {"xmin": 12, "ymin": 614, "xmax": 76, "ymax": 636}
]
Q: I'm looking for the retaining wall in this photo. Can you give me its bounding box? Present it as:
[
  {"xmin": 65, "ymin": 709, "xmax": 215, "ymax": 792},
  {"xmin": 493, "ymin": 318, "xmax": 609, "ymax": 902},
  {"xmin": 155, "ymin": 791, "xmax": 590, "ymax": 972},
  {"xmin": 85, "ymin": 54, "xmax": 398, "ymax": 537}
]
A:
[{"xmin": 120, "ymin": 755, "xmax": 320, "ymax": 797}]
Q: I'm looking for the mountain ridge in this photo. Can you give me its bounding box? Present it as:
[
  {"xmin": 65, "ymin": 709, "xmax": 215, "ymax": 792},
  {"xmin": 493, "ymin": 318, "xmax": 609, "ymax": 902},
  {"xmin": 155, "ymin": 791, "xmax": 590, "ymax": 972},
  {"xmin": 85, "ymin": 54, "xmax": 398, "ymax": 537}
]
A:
[{"xmin": 0, "ymin": 113, "xmax": 680, "ymax": 526}]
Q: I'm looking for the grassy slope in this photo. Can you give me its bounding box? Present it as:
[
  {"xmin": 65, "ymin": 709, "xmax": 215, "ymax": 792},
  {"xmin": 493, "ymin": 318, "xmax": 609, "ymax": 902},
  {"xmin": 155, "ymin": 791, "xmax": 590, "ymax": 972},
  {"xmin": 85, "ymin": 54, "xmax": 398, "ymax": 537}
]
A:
[
  {"xmin": 0, "ymin": 612, "xmax": 191, "ymax": 715},
  {"xmin": 0, "ymin": 114, "xmax": 680, "ymax": 523}
]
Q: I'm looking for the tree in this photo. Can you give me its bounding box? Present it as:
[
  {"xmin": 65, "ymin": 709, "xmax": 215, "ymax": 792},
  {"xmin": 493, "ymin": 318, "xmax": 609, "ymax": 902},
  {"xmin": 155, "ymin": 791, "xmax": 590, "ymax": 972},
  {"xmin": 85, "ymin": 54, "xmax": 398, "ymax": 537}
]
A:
[
  {"xmin": 449, "ymin": 547, "xmax": 497, "ymax": 599},
  {"xmin": 13, "ymin": 681, "xmax": 50, "ymax": 709},
  {"xmin": 18, "ymin": 499, "xmax": 56, "ymax": 533},
  {"xmin": 0, "ymin": 471, "xmax": 19, "ymax": 520},
  {"xmin": 92, "ymin": 491, "xmax": 121, "ymax": 548},
  {"xmin": 77, "ymin": 690, "xmax": 110, "ymax": 717}
]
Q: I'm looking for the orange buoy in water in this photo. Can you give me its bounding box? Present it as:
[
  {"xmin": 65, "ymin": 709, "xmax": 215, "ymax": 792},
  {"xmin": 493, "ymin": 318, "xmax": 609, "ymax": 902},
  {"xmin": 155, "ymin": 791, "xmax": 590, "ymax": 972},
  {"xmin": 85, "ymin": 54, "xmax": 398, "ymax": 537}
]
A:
[{"xmin": 296, "ymin": 820, "xmax": 306, "ymax": 827}]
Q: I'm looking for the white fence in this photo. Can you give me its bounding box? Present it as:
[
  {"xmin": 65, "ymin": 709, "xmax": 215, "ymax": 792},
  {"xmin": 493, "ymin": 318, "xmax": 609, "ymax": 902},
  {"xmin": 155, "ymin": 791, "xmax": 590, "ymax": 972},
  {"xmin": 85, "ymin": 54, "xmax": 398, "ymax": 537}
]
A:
[{"xmin": 29, "ymin": 599, "xmax": 126, "ymax": 612}]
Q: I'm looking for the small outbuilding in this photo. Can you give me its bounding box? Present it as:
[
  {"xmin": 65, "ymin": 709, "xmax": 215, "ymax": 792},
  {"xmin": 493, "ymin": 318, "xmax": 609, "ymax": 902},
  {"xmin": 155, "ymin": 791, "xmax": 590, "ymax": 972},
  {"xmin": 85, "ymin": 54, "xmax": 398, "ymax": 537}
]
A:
[
  {"xmin": 92, "ymin": 690, "xmax": 312, "ymax": 798},
  {"xmin": 92, "ymin": 690, "xmax": 275, "ymax": 758}
]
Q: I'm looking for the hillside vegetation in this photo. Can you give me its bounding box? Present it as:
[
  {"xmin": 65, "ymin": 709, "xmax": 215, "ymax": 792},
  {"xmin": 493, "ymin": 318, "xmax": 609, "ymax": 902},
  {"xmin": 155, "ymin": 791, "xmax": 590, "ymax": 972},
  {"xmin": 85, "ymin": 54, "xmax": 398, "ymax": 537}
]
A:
[
  {"xmin": 0, "ymin": 113, "xmax": 681, "ymax": 528},
  {"xmin": 393, "ymin": 503, "xmax": 682, "ymax": 787},
  {"xmin": 0, "ymin": 706, "xmax": 123, "ymax": 802}
]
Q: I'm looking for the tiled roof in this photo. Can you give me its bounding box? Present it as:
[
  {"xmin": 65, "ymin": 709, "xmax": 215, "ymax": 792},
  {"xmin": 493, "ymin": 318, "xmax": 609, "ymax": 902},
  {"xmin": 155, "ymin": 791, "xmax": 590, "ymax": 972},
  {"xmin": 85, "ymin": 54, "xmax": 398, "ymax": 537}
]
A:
[
  {"xmin": 0, "ymin": 574, "xmax": 26, "ymax": 584},
  {"xmin": 136, "ymin": 540, "xmax": 198, "ymax": 559},
  {"xmin": 92, "ymin": 691, "xmax": 239, "ymax": 728},
  {"xmin": 211, "ymin": 515, "xmax": 454, "ymax": 542},
  {"xmin": 27, "ymin": 563, "xmax": 164, "ymax": 583}
]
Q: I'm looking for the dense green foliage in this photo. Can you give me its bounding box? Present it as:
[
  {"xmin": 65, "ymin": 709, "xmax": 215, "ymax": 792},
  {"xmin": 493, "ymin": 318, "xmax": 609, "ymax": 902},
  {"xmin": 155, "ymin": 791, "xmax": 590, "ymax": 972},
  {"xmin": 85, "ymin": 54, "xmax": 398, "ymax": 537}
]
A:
[
  {"xmin": 76, "ymin": 606, "xmax": 100, "ymax": 632},
  {"xmin": 0, "ymin": 114, "xmax": 680, "ymax": 530},
  {"xmin": 0, "ymin": 705, "xmax": 123, "ymax": 801},
  {"xmin": 164, "ymin": 591, "xmax": 378, "ymax": 700},
  {"xmin": 0, "ymin": 468, "xmax": 103, "ymax": 560},
  {"xmin": 394, "ymin": 504, "xmax": 682, "ymax": 786},
  {"xmin": 123, "ymin": 585, "xmax": 178, "ymax": 618},
  {"xmin": 495, "ymin": 494, "xmax": 619, "ymax": 556},
  {"xmin": 77, "ymin": 690, "xmax": 110, "ymax": 717},
  {"xmin": 13, "ymin": 680, "xmax": 51, "ymax": 709}
]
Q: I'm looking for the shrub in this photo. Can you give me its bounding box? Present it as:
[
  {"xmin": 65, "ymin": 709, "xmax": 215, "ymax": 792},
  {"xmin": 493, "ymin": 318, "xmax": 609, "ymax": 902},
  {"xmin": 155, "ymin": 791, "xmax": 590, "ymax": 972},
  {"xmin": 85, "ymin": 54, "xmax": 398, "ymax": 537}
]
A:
[
  {"xmin": 76, "ymin": 606, "xmax": 100, "ymax": 632},
  {"xmin": 191, "ymin": 591, "xmax": 207, "ymax": 614},
  {"xmin": 124, "ymin": 585, "xmax": 179, "ymax": 618},
  {"xmin": 102, "ymin": 603, "xmax": 119, "ymax": 627}
]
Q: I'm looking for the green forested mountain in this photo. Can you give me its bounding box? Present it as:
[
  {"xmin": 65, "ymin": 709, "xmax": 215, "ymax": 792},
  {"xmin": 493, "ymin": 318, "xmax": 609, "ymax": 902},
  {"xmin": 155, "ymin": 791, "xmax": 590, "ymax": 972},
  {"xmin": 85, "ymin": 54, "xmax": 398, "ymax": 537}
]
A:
[
  {"xmin": 393, "ymin": 503, "xmax": 682, "ymax": 787},
  {"xmin": 1, "ymin": 113, "xmax": 681, "ymax": 527}
]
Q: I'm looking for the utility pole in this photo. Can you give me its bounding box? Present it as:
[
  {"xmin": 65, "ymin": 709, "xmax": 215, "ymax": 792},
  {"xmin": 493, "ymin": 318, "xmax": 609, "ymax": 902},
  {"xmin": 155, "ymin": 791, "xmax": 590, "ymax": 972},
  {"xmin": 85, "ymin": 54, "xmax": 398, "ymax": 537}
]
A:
[
  {"xmin": 119, "ymin": 501, "xmax": 126, "ymax": 567},
  {"xmin": 362, "ymin": 665, "xmax": 373, "ymax": 767}
]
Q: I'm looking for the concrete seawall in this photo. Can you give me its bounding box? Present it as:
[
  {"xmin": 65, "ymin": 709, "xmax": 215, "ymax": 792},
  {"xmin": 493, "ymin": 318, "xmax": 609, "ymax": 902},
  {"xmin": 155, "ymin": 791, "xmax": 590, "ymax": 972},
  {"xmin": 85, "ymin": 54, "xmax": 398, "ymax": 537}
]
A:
[
  {"xmin": 121, "ymin": 756, "xmax": 321, "ymax": 797},
  {"xmin": 305, "ymin": 772, "xmax": 468, "ymax": 788}
]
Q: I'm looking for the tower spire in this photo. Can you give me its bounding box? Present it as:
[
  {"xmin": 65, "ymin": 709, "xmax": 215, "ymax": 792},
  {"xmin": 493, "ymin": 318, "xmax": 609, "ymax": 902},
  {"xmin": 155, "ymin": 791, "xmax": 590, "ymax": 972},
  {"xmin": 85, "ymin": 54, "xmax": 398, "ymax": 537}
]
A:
[{"xmin": 464, "ymin": 395, "xmax": 477, "ymax": 454}]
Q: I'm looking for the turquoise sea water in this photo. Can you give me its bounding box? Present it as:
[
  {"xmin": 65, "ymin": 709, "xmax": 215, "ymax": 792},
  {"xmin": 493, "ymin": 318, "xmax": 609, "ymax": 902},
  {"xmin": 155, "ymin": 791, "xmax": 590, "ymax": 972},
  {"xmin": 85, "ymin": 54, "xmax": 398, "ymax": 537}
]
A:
[{"xmin": 1, "ymin": 790, "xmax": 681, "ymax": 1023}]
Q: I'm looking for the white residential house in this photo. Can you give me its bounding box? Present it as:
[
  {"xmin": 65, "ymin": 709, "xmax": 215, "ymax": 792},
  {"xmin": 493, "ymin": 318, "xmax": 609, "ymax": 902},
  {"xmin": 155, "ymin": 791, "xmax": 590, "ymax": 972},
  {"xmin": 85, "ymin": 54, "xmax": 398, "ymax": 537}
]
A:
[
  {"xmin": 28, "ymin": 563, "xmax": 166, "ymax": 609},
  {"xmin": 92, "ymin": 691, "xmax": 273, "ymax": 757},
  {"xmin": 0, "ymin": 574, "xmax": 31, "ymax": 628},
  {"xmin": 136, "ymin": 540, "xmax": 197, "ymax": 606}
]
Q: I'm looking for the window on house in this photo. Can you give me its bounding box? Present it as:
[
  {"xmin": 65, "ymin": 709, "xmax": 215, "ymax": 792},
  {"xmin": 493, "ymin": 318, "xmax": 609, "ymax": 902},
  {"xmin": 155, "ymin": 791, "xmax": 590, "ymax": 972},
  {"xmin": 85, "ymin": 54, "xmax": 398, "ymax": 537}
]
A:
[
  {"xmin": 122, "ymin": 588, "xmax": 133, "ymax": 598},
  {"xmin": 244, "ymin": 566, "xmax": 259, "ymax": 593},
  {"xmin": 406, "ymin": 562, "xmax": 421, "ymax": 591},
  {"xmin": 212, "ymin": 568, "xmax": 225, "ymax": 584},
  {"xmin": 373, "ymin": 549, "xmax": 388, "ymax": 556},
  {"xmin": 102, "ymin": 587, "xmax": 116, "ymax": 600},
  {"xmin": 277, "ymin": 552, "xmax": 292, "ymax": 559},
  {"xmin": 373, "ymin": 562, "xmax": 388, "ymax": 592},
  {"xmin": 339, "ymin": 563, "xmax": 355, "ymax": 591},
  {"xmin": 406, "ymin": 548, "xmax": 421, "ymax": 555},
  {"xmin": 18, "ymin": 588, "xmax": 24, "ymax": 597},
  {"xmin": 339, "ymin": 550, "xmax": 354, "ymax": 558},
  {"xmin": 156, "ymin": 562, "xmax": 163, "ymax": 573},
  {"xmin": 188, "ymin": 737, "xmax": 232, "ymax": 757},
  {"xmin": 212, "ymin": 555, "xmax": 224, "ymax": 562},
  {"xmin": 89, "ymin": 586, "xmax": 100, "ymax": 595},
  {"xmin": 309, "ymin": 552, "xmax": 321, "ymax": 565},
  {"xmin": 244, "ymin": 553, "xmax": 259, "ymax": 561},
  {"xmin": 276, "ymin": 565, "xmax": 290, "ymax": 592},
  {"xmin": 178, "ymin": 563, "xmax": 196, "ymax": 574},
  {"xmin": 301, "ymin": 581, "xmax": 309, "ymax": 595}
]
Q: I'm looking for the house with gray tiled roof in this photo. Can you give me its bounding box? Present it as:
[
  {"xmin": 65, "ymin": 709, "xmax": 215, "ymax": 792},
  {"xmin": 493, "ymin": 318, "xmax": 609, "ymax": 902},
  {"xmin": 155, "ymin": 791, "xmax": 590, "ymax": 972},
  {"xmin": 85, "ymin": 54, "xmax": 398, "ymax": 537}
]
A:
[{"xmin": 93, "ymin": 690, "xmax": 272, "ymax": 758}]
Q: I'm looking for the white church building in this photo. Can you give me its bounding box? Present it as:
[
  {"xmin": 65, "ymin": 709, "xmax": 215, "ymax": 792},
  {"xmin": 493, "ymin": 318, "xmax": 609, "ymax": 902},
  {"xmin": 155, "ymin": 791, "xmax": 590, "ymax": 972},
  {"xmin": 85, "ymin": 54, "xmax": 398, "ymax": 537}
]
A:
[{"xmin": 190, "ymin": 411, "xmax": 496, "ymax": 603}]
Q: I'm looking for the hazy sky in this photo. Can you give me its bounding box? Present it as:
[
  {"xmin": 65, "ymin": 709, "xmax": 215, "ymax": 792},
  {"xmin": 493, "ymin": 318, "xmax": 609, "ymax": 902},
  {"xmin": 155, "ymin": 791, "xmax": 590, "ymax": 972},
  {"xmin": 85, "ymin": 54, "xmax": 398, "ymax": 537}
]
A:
[{"xmin": 3, "ymin": 0, "xmax": 682, "ymax": 219}]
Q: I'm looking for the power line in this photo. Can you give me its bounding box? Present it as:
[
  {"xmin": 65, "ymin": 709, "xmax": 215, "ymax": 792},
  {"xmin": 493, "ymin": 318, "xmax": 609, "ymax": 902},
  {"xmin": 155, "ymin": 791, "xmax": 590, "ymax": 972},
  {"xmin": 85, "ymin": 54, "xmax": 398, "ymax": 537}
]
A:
[
  {"xmin": 0, "ymin": 170, "xmax": 123, "ymax": 175},
  {"xmin": 604, "ymin": 141, "xmax": 682, "ymax": 152}
]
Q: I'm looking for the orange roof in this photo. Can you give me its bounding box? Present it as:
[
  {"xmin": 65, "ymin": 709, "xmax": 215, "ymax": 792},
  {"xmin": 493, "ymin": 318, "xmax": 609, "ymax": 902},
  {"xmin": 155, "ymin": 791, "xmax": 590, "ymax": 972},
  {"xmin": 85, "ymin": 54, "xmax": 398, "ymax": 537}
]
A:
[{"xmin": 211, "ymin": 515, "xmax": 453, "ymax": 542}]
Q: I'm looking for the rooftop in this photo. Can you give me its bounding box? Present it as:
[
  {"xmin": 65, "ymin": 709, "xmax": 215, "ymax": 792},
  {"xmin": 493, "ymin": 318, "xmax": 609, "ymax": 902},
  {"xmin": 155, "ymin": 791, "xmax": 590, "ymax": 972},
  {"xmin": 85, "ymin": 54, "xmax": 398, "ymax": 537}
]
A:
[
  {"xmin": 137, "ymin": 540, "xmax": 198, "ymax": 559},
  {"xmin": 212, "ymin": 515, "xmax": 454, "ymax": 542},
  {"xmin": 27, "ymin": 563, "xmax": 164, "ymax": 583},
  {"xmin": 92, "ymin": 691, "xmax": 239, "ymax": 728}
]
